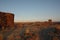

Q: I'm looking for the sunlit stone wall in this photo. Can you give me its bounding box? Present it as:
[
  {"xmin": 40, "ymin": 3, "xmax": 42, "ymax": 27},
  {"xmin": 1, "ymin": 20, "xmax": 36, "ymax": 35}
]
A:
[{"xmin": 0, "ymin": 12, "xmax": 14, "ymax": 30}]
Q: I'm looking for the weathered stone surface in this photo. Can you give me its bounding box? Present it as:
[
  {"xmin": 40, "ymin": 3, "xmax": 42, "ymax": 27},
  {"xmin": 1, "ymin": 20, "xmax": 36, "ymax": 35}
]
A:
[{"xmin": 0, "ymin": 12, "xmax": 14, "ymax": 30}]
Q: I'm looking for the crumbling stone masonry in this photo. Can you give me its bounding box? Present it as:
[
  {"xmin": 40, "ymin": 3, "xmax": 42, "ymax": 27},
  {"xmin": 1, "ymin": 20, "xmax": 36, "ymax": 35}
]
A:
[{"xmin": 0, "ymin": 12, "xmax": 14, "ymax": 30}]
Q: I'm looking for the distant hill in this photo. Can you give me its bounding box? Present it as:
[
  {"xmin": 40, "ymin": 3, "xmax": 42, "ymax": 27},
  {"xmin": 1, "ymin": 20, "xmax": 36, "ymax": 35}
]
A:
[{"xmin": 53, "ymin": 22, "xmax": 60, "ymax": 25}]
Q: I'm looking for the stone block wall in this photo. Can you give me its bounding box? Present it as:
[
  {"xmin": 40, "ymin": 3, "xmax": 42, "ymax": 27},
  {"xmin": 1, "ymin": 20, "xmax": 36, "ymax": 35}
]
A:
[{"xmin": 0, "ymin": 12, "xmax": 14, "ymax": 30}]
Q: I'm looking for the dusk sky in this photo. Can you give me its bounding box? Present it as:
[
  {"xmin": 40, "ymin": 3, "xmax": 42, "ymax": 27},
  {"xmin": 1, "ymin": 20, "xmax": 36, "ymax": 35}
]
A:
[{"xmin": 0, "ymin": 0, "xmax": 60, "ymax": 22}]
